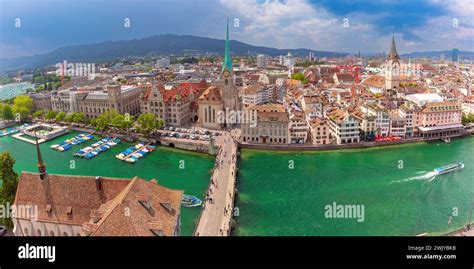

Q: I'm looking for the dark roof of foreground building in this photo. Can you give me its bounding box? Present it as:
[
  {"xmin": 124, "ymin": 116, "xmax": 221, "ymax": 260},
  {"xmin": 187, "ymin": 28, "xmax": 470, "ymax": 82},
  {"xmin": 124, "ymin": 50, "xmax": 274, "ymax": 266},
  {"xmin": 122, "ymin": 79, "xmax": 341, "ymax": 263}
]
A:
[{"xmin": 14, "ymin": 172, "xmax": 183, "ymax": 236}]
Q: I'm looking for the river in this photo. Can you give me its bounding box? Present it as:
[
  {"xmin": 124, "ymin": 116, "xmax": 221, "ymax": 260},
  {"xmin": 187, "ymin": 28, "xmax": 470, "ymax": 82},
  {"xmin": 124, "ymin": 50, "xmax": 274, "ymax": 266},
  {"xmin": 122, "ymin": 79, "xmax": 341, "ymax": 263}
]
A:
[
  {"xmin": 235, "ymin": 137, "xmax": 474, "ymax": 236},
  {"xmin": 0, "ymin": 130, "xmax": 214, "ymax": 235}
]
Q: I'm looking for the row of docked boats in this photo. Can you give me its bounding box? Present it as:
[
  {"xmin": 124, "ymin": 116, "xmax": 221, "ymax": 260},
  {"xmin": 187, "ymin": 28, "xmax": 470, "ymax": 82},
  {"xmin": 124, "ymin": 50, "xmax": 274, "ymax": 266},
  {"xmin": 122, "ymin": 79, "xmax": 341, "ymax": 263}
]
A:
[
  {"xmin": 115, "ymin": 143, "xmax": 156, "ymax": 163},
  {"xmin": 50, "ymin": 133, "xmax": 94, "ymax": 151},
  {"xmin": 74, "ymin": 137, "xmax": 121, "ymax": 159},
  {"xmin": 0, "ymin": 123, "xmax": 29, "ymax": 137}
]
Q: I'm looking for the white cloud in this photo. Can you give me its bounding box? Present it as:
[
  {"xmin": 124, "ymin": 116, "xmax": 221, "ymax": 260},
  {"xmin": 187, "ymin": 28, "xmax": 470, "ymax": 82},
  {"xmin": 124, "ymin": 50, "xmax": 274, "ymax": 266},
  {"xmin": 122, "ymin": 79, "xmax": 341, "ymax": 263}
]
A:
[
  {"xmin": 219, "ymin": 0, "xmax": 474, "ymax": 53},
  {"xmin": 220, "ymin": 0, "xmax": 384, "ymax": 53}
]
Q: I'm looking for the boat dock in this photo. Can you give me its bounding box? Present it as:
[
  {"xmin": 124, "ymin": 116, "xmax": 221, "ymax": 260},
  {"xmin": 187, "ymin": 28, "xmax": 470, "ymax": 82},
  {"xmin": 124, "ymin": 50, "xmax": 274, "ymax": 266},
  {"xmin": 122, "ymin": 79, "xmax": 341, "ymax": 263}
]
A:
[
  {"xmin": 194, "ymin": 130, "xmax": 238, "ymax": 236},
  {"xmin": 115, "ymin": 143, "xmax": 156, "ymax": 163},
  {"xmin": 51, "ymin": 133, "xmax": 93, "ymax": 151},
  {"xmin": 74, "ymin": 137, "xmax": 121, "ymax": 159},
  {"xmin": 0, "ymin": 123, "xmax": 29, "ymax": 137}
]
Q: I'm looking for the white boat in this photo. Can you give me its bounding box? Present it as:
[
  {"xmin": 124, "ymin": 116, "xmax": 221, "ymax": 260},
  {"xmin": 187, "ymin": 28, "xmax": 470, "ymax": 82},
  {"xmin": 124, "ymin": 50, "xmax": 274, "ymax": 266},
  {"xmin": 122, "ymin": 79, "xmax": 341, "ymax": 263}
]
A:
[
  {"xmin": 50, "ymin": 144, "xmax": 60, "ymax": 149},
  {"xmin": 434, "ymin": 162, "xmax": 464, "ymax": 175},
  {"xmin": 125, "ymin": 158, "xmax": 137, "ymax": 163}
]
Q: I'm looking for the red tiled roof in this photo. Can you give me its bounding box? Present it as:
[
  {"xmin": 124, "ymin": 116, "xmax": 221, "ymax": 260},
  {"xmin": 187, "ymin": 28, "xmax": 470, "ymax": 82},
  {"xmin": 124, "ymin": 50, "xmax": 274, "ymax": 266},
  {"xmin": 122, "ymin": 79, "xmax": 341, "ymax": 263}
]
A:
[
  {"xmin": 14, "ymin": 172, "xmax": 182, "ymax": 236},
  {"xmin": 143, "ymin": 80, "xmax": 208, "ymax": 103}
]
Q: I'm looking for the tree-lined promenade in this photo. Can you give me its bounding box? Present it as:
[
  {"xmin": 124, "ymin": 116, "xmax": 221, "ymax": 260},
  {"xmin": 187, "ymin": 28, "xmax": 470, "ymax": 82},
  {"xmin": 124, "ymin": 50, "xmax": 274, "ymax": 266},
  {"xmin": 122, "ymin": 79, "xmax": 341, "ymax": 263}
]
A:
[{"xmin": 0, "ymin": 95, "xmax": 166, "ymax": 140}]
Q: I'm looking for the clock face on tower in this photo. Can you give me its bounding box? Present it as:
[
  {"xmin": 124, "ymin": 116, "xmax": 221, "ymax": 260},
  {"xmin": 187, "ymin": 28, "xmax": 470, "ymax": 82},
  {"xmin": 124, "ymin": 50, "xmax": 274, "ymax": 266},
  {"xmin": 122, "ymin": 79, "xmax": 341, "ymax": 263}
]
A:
[{"xmin": 223, "ymin": 70, "xmax": 230, "ymax": 77}]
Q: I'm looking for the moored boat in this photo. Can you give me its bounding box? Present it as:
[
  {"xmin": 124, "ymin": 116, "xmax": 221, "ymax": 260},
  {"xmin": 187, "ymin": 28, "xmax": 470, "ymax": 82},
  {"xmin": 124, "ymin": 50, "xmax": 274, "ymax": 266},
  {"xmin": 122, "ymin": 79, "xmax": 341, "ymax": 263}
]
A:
[{"xmin": 181, "ymin": 195, "xmax": 202, "ymax": 207}]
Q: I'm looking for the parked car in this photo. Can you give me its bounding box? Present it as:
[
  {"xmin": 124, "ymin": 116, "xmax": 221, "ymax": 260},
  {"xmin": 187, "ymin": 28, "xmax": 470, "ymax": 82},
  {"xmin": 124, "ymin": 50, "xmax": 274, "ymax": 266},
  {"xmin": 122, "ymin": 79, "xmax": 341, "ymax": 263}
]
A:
[{"xmin": 0, "ymin": 226, "xmax": 6, "ymax": 236}]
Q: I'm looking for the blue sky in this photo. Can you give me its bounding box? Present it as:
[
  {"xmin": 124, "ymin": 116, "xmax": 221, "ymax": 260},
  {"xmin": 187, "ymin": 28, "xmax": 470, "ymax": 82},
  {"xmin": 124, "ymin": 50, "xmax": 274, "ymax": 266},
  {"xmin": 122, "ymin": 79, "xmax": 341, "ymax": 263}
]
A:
[{"xmin": 0, "ymin": 0, "xmax": 473, "ymax": 58}]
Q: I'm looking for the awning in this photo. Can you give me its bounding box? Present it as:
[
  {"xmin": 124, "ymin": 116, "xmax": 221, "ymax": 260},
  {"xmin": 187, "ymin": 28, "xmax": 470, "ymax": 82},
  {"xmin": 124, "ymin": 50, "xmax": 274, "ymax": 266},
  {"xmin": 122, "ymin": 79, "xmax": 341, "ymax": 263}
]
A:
[{"xmin": 417, "ymin": 124, "xmax": 463, "ymax": 132}]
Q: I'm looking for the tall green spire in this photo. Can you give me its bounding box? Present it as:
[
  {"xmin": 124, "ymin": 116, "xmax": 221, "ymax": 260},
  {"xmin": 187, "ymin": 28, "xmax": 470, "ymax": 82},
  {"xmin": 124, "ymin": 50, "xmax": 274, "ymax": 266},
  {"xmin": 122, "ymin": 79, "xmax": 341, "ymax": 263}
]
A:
[{"xmin": 222, "ymin": 18, "xmax": 233, "ymax": 73}]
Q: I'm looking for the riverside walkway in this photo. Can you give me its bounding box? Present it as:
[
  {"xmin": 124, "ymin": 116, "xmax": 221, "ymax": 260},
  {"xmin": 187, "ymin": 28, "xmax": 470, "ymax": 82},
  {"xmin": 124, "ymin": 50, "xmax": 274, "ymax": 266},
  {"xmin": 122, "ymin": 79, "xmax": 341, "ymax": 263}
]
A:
[{"xmin": 194, "ymin": 130, "xmax": 238, "ymax": 236}]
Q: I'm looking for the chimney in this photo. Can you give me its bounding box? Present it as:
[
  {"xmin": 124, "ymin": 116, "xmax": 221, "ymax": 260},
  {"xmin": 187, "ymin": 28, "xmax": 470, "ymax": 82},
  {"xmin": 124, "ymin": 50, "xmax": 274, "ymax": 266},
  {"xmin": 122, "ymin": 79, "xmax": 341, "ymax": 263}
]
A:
[{"xmin": 95, "ymin": 176, "xmax": 102, "ymax": 191}]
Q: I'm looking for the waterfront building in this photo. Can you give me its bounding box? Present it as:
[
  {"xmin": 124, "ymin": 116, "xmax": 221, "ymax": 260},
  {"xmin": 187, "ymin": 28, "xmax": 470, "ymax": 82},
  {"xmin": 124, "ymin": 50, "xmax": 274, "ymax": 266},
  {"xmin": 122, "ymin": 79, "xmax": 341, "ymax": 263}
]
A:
[
  {"xmin": 51, "ymin": 90, "xmax": 73, "ymax": 113},
  {"xmin": 51, "ymin": 85, "xmax": 143, "ymax": 118},
  {"xmin": 241, "ymin": 103, "xmax": 289, "ymax": 144},
  {"xmin": 399, "ymin": 103, "xmax": 419, "ymax": 137},
  {"xmin": 13, "ymin": 140, "xmax": 183, "ymax": 236},
  {"xmin": 360, "ymin": 103, "xmax": 391, "ymax": 137},
  {"xmin": 385, "ymin": 36, "xmax": 401, "ymax": 91},
  {"xmin": 326, "ymin": 108, "xmax": 361, "ymax": 144},
  {"xmin": 78, "ymin": 85, "xmax": 142, "ymax": 118},
  {"xmin": 389, "ymin": 117, "xmax": 407, "ymax": 138},
  {"xmin": 351, "ymin": 109, "xmax": 376, "ymax": 141},
  {"xmin": 29, "ymin": 92, "xmax": 52, "ymax": 112},
  {"xmin": 140, "ymin": 80, "xmax": 208, "ymax": 125},
  {"xmin": 309, "ymin": 117, "xmax": 331, "ymax": 145},
  {"xmin": 289, "ymin": 108, "xmax": 308, "ymax": 144},
  {"xmin": 417, "ymin": 101, "xmax": 463, "ymax": 139}
]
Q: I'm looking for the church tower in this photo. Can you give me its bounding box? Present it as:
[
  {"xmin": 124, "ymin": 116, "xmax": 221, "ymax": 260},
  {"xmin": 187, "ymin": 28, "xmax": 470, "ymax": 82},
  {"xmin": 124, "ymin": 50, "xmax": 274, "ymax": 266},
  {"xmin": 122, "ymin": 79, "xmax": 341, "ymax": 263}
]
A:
[
  {"xmin": 35, "ymin": 134, "xmax": 47, "ymax": 180},
  {"xmin": 385, "ymin": 35, "xmax": 400, "ymax": 90},
  {"xmin": 221, "ymin": 18, "xmax": 239, "ymax": 123}
]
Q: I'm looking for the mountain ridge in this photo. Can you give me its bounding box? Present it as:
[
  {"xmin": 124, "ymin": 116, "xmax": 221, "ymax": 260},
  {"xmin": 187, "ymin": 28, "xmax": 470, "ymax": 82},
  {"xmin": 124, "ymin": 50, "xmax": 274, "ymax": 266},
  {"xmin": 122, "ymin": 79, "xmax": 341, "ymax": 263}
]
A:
[{"xmin": 0, "ymin": 34, "xmax": 346, "ymax": 71}]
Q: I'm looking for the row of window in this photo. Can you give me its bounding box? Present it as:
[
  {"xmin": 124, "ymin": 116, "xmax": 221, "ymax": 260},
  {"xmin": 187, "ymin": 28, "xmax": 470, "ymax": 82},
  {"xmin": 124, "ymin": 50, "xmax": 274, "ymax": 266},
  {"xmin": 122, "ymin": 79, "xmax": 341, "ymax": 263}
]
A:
[
  {"xmin": 23, "ymin": 227, "xmax": 81, "ymax": 237},
  {"xmin": 243, "ymin": 136, "xmax": 287, "ymax": 143}
]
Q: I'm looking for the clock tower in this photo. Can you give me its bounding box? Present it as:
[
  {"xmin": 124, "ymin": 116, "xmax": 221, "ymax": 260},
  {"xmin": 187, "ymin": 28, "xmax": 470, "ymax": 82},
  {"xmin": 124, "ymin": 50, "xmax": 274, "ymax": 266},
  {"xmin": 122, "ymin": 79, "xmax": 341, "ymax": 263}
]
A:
[
  {"xmin": 221, "ymin": 18, "xmax": 239, "ymax": 126},
  {"xmin": 385, "ymin": 35, "xmax": 400, "ymax": 91}
]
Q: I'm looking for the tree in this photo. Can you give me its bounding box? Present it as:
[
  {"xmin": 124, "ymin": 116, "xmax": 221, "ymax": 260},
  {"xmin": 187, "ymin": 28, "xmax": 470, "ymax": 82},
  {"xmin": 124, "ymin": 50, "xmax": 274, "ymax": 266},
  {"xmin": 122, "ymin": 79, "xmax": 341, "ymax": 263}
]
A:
[
  {"xmin": 295, "ymin": 60, "xmax": 327, "ymax": 67},
  {"xmin": 45, "ymin": 110, "xmax": 57, "ymax": 121},
  {"xmin": 73, "ymin": 112, "xmax": 85, "ymax": 123},
  {"xmin": 12, "ymin": 95, "xmax": 33, "ymax": 121},
  {"xmin": 462, "ymin": 113, "xmax": 474, "ymax": 125},
  {"xmin": 0, "ymin": 152, "xmax": 19, "ymax": 228},
  {"xmin": 136, "ymin": 113, "xmax": 162, "ymax": 138},
  {"xmin": 111, "ymin": 114, "xmax": 135, "ymax": 130},
  {"xmin": 33, "ymin": 110, "xmax": 45, "ymax": 118},
  {"xmin": 1, "ymin": 104, "xmax": 14, "ymax": 121},
  {"xmin": 94, "ymin": 110, "xmax": 118, "ymax": 131},
  {"xmin": 64, "ymin": 113, "xmax": 76, "ymax": 123},
  {"xmin": 95, "ymin": 116, "xmax": 109, "ymax": 131},
  {"xmin": 291, "ymin": 73, "xmax": 309, "ymax": 84},
  {"xmin": 55, "ymin": 111, "xmax": 66, "ymax": 122}
]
